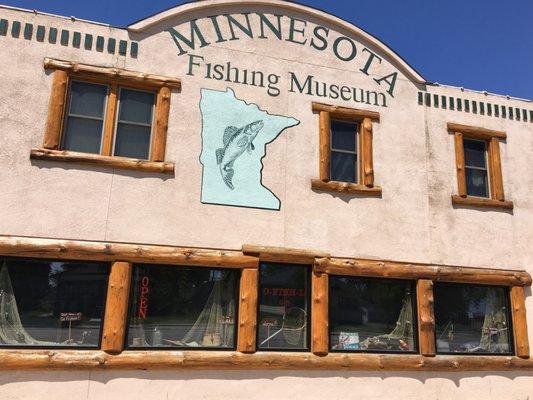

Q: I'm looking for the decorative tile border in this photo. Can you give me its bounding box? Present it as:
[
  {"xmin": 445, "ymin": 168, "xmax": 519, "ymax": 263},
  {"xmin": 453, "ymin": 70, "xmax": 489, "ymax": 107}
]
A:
[
  {"xmin": 418, "ymin": 91, "xmax": 532, "ymax": 123},
  {"xmin": 0, "ymin": 18, "xmax": 138, "ymax": 58}
]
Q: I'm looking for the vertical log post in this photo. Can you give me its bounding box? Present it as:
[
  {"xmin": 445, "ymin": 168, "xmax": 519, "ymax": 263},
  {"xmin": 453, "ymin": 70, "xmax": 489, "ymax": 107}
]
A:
[
  {"xmin": 101, "ymin": 83, "xmax": 118, "ymax": 156},
  {"xmin": 489, "ymin": 137, "xmax": 505, "ymax": 201},
  {"xmin": 454, "ymin": 132, "xmax": 467, "ymax": 197},
  {"xmin": 237, "ymin": 267, "xmax": 259, "ymax": 353},
  {"xmin": 101, "ymin": 261, "xmax": 132, "ymax": 354},
  {"xmin": 312, "ymin": 268, "xmax": 329, "ymax": 355},
  {"xmin": 510, "ymin": 286, "xmax": 530, "ymax": 358},
  {"xmin": 319, "ymin": 110, "xmax": 331, "ymax": 181},
  {"xmin": 417, "ymin": 279, "xmax": 436, "ymax": 356},
  {"xmin": 361, "ymin": 117, "xmax": 374, "ymax": 187},
  {"xmin": 43, "ymin": 70, "xmax": 68, "ymax": 149},
  {"xmin": 151, "ymin": 86, "xmax": 171, "ymax": 162}
]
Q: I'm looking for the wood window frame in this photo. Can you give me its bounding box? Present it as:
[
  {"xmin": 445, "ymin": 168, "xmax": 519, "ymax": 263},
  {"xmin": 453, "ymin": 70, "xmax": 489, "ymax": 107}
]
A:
[
  {"xmin": 311, "ymin": 102, "xmax": 382, "ymax": 196},
  {"xmin": 449, "ymin": 122, "xmax": 513, "ymax": 209},
  {"xmin": 0, "ymin": 236, "xmax": 530, "ymax": 371},
  {"xmin": 33, "ymin": 58, "xmax": 180, "ymax": 175}
]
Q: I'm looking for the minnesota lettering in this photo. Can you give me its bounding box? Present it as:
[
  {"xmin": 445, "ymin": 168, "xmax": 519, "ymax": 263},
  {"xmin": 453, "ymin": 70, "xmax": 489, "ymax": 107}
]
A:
[{"xmin": 167, "ymin": 13, "xmax": 398, "ymax": 100}]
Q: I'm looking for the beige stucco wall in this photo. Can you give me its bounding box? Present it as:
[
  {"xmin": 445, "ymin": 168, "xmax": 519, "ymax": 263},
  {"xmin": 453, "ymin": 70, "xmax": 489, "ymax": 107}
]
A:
[{"xmin": 0, "ymin": 1, "xmax": 532, "ymax": 398}]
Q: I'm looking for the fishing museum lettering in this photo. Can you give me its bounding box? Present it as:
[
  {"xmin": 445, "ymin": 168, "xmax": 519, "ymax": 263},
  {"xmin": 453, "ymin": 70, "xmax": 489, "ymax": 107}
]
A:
[{"xmin": 168, "ymin": 13, "xmax": 397, "ymax": 107}]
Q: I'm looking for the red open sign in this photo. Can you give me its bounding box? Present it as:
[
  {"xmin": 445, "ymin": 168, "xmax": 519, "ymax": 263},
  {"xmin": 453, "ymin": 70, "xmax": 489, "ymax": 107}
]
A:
[{"xmin": 137, "ymin": 276, "xmax": 150, "ymax": 319}]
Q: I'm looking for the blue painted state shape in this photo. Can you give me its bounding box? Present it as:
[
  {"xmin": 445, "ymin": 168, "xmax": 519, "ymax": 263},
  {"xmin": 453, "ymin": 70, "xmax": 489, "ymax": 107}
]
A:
[{"xmin": 200, "ymin": 88, "xmax": 300, "ymax": 210}]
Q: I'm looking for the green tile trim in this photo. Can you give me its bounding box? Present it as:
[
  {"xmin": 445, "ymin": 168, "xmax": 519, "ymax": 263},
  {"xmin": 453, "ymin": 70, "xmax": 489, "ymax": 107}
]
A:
[
  {"xmin": 107, "ymin": 37, "xmax": 116, "ymax": 53},
  {"xmin": 11, "ymin": 21, "xmax": 20, "ymax": 38},
  {"xmin": 130, "ymin": 41, "xmax": 138, "ymax": 58},
  {"xmin": 523, "ymin": 109, "xmax": 528, "ymax": 122},
  {"xmin": 96, "ymin": 36, "xmax": 104, "ymax": 51},
  {"xmin": 23, "ymin": 23, "xmax": 33, "ymax": 40},
  {"xmin": 515, "ymin": 107, "xmax": 520, "ymax": 121},
  {"xmin": 118, "ymin": 40, "xmax": 127, "ymax": 55},
  {"xmin": 36, "ymin": 25, "xmax": 45, "ymax": 42},
  {"xmin": 441, "ymin": 95, "xmax": 447, "ymax": 109},
  {"xmin": 84, "ymin": 34, "xmax": 93, "ymax": 50},
  {"xmin": 424, "ymin": 93, "xmax": 431, "ymax": 106},
  {"xmin": 49, "ymin": 27, "xmax": 57, "ymax": 43},
  {"xmin": 449, "ymin": 97, "xmax": 454, "ymax": 110},
  {"xmin": 464, "ymin": 99, "xmax": 470, "ymax": 112},
  {"xmin": 433, "ymin": 94, "xmax": 439, "ymax": 107},
  {"xmin": 508, "ymin": 107, "xmax": 513, "ymax": 120},
  {"xmin": 472, "ymin": 101, "xmax": 477, "ymax": 114},
  {"xmin": 0, "ymin": 19, "xmax": 8, "ymax": 36},
  {"xmin": 494, "ymin": 105, "xmax": 500, "ymax": 117},
  {"xmin": 479, "ymin": 102, "xmax": 485, "ymax": 115},
  {"xmin": 417, "ymin": 92, "xmax": 423, "ymax": 105},
  {"xmin": 72, "ymin": 31, "xmax": 81, "ymax": 48},
  {"xmin": 501, "ymin": 106, "xmax": 507, "ymax": 118},
  {"xmin": 530, "ymin": 111, "xmax": 533, "ymax": 122},
  {"xmin": 60, "ymin": 29, "xmax": 69, "ymax": 46},
  {"xmin": 487, "ymin": 103, "xmax": 492, "ymax": 116},
  {"xmin": 456, "ymin": 98, "xmax": 462, "ymax": 111}
]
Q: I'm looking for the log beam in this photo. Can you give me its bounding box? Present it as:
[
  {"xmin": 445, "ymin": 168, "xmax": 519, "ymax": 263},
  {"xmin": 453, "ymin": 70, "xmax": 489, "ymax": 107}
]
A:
[
  {"xmin": 242, "ymin": 244, "xmax": 329, "ymax": 265},
  {"xmin": 101, "ymin": 261, "xmax": 132, "ymax": 354},
  {"xmin": 2, "ymin": 350, "xmax": 533, "ymax": 371},
  {"xmin": 314, "ymin": 258, "xmax": 531, "ymax": 286},
  {"xmin": 311, "ymin": 269, "xmax": 329, "ymax": 355},
  {"xmin": 510, "ymin": 286, "xmax": 530, "ymax": 359},
  {"xmin": 312, "ymin": 102, "xmax": 380, "ymax": 122},
  {"xmin": 237, "ymin": 268, "xmax": 259, "ymax": 353},
  {"xmin": 43, "ymin": 70, "xmax": 68, "ymax": 149},
  {"xmin": 417, "ymin": 280, "xmax": 436, "ymax": 356},
  {"xmin": 447, "ymin": 123, "xmax": 506, "ymax": 139}
]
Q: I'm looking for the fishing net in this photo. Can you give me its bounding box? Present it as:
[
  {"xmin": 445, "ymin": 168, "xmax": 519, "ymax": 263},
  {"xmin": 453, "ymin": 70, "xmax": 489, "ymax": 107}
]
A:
[
  {"xmin": 281, "ymin": 307, "xmax": 307, "ymax": 346},
  {"xmin": 360, "ymin": 292, "xmax": 414, "ymax": 351},
  {"xmin": 0, "ymin": 261, "xmax": 53, "ymax": 345}
]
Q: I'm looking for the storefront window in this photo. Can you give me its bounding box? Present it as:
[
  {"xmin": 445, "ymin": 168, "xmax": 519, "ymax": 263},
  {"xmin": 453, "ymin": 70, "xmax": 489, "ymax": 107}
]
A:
[
  {"xmin": 0, "ymin": 258, "xmax": 109, "ymax": 347},
  {"xmin": 126, "ymin": 264, "xmax": 239, "ymax": 349},
  {"xmin": 257, "ymin": 263, "xmax": 309, "ymax": 350},
  {"xmin": 329, "ymin": 277, "xmax": 416, "ymax": 352},
  {"xmin": 434, "ymin": 283, "xmax": 513, "ymax": 354}
]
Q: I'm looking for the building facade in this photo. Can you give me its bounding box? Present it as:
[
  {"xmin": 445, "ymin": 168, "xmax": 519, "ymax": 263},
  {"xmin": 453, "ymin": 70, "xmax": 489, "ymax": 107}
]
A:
[{"xmin": 0, "ymin": 0, "xmax": 532, "ymax": 398}]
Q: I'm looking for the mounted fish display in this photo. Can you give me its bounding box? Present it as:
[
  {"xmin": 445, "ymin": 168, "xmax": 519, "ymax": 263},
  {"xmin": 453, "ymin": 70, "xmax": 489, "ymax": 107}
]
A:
[{"xmin": 215, "ymin": 120, "xmax": 264, "ymax": 189}]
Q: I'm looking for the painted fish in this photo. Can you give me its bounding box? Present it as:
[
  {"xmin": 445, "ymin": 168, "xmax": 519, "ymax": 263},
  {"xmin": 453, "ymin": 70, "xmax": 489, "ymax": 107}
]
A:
[{"xmin": 215, "ymin": 120, "xmax": 264, "ymax": 189}]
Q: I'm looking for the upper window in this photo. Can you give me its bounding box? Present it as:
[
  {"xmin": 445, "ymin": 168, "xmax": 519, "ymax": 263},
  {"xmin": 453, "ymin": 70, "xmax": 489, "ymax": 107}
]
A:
[
  {"xmin": 449, "ymin": 123, "xmax": 513, "ymax": 209},
  {"xmin": 311, "ymin": 102, "xmax": 381, "ymax": 195},
  {"xmin": 329, "ymin": 276, "xmax": 417, "ymax": 353},
  {"xmin": 0, "ymin": 257, "xmax": 109, "ymax": 348},
  {"xmin": 35, "ymin": 58, "xmax": 180, "ymax": 174},
  {"xmin": 434, "ymin": 283, "xmax": 513, "ymax": 355},
  {"xmin": 257, "ymin": 263, "xmax": 310, "ymax": 351},
  {"xmin": 126, "ymin": 264, "xmax": 239, "ymax": 349}
]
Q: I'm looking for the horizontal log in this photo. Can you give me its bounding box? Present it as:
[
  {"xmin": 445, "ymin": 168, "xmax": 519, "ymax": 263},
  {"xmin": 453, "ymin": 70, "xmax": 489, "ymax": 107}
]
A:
[
  {"xmin": 30, "ymin": 148, "xmax": 175, "ymax": 175},
  {"xmin": 451, "ymin": 195, "xmax": 514, "ymax": 210},
  {"xmin": 0, "ymin": 236, "xmax": 258, "ymax": 268},
  {"xmin": 315, "ymin": 258, "xmax": 531, "ymax": 286},
  {"xmin": 312, "ymin": 102, "xmax": 380, "ymax": 121},
  {"xmin": 311, "ymin": 179, "xmax": 382, "ymax": 196},
  {"xmin": 242, "ymin": 244, "xmax": 330, "ymax": 264},
  {"xmin": 44, "ymin": 58, "xmax": 181, "ymax": 89},
  {"xmin": 1, "ymin": 350, "xmax": 533, "ymax": 371},
  {"xmin": 447, "ymin": 123, "xmax": 506, "ymax": 139}
]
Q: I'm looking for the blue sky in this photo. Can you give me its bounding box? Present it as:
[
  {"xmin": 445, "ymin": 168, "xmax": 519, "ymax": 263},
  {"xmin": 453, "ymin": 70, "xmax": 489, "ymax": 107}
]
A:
[{"xmin": 3, "ymin": 0, "xmax": 532, "ymax": 99}]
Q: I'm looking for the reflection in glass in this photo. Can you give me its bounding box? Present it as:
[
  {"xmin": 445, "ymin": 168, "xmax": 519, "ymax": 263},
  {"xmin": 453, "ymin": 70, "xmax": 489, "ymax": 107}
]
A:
[
  {"xmin": 62, "ymin": 81, "xmax": 107, "ymax": 153},
  {"xmin": 114, "ymin": 88, "xmax": 154, "ymax": 159},
  {"xmin": 434, "ymin": 283, "xmax": 512, "ymax": 354},
  {"xmin": 0, "ymin": 258, "xmax": 109, "ymax": 347},
  {"xmin": 463, "ymin": 139, "xmax": 489, "ymax": 198},
  {"xmin": 127, "ymin": 265, "xmax": 238, "ymax": 349},
  {"xmin": 330, "ymin": 119, "xmax": 357, "ymax": 183},
  {"xmin": 329, "ymin": 277, "xmax": 416, "ymax": 352},
  {"xmin": 258, "ymin": 263, "xmax": 309, "ymax": 350}
]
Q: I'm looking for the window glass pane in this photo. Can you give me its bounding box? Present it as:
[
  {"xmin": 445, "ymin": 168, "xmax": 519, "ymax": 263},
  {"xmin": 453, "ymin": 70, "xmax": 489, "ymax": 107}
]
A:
[
  {"xmin": 463, "ymin": 139, "xmax": 487, "ymax": 168},
  {"xmin": 331, "ymin": 120, "xmax": 357, "ymax": 151},
  {"xmin": 330, "ymin": 151, "xmax": 356, "ymax": 183},
  {"xmin": 466, "ymin": 168, "xmax": 489, "ymax": 198},
  {"xmin": 329, "ymin": 277, "xmax": 416, "ymax": 352},
  {"xmin": 127, "ymin": 265, "xmax": 238, "ymax": 349},
  {"xmin": 434, "ymin": 283, "xmax": 512, "ymax": 354},
  {"xmin": 118, "ymin": 89, "xmax": 154, "ymax": 125},
  {"xmin": 258, "ymin": 263, "xmax": 309, "ymax": 350},
  {"xmin": 0, "ymin": 258, "xmax": 109, "ymax": 347},
  {"xmin": 62, "ymin": 116, "xmax": 103, "ymax": 153},
  {"xmin": 113, "ymin": 123, "xmax": 151, "ymax": 159},
  {"xmin": 69, "ymin": 81, "xmax": 107, "ymax": 118}
]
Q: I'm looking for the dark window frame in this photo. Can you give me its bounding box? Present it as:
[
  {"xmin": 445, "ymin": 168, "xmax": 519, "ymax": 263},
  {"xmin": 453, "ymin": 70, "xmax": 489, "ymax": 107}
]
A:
[
  {"xmin": 328, "ymin": 275, "xmax": 419, "ymax": 355},
  {"xmin": 123, "ymin": 263, "xmax": 241, "ymax": 351},
  {"xmin": 0, "ymin": 256, "xmax": 110, "ymax": 350},
  {"xmin": 255, "ymin": 262, "xmax": 312, "ymax": 352},
  {"xmin": 433, "ymin": 282, "xmax": 515, "ymax": 357}
]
